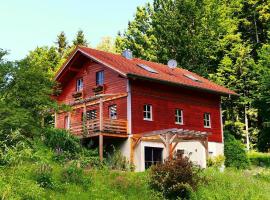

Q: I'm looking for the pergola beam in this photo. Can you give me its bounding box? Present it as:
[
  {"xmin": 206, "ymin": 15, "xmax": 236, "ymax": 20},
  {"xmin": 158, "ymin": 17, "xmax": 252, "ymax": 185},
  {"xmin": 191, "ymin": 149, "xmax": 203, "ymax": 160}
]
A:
[{"xmin": 138, "ymin": 128, "xmax": 211, "ymax": 160}]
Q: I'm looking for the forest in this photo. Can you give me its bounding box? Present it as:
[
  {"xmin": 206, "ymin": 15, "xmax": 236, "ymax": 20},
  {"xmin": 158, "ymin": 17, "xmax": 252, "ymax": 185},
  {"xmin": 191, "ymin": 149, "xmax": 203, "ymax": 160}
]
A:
[{"xmin": 0, "ymin": 0, "xmax": 270, "ymax": 199}]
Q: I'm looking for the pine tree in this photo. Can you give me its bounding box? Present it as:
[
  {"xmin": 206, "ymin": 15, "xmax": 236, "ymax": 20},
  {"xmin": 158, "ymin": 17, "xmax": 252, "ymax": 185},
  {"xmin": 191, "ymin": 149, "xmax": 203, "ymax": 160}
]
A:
[
  {"xmin": 55, "ymin": 31, "xmax": 68, "ymax": 57},
  {"xmin": 73, "ymin": 30, "xmax": 88, "ymax": 46},
  {"xmin": 115, "ymin": 4, "xmax": 158, "ymax": 61}
]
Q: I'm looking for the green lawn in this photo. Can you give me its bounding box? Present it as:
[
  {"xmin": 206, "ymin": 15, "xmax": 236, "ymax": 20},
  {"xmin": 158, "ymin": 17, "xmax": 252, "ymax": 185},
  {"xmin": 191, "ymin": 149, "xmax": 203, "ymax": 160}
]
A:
[
  {"xmin": 1, "ymin": 142, "xmax": 270, "ymax": 200},
  {"xmin": 1, "ymin": 163, "xmax": 270, "ymax": 200}
]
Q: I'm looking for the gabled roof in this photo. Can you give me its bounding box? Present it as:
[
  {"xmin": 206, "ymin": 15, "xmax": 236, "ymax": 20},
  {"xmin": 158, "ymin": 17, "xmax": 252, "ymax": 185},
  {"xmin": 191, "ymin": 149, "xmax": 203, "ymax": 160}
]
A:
[{"xmin": 55, "ymin": 46, "xmax": 236, "ymax": 96}]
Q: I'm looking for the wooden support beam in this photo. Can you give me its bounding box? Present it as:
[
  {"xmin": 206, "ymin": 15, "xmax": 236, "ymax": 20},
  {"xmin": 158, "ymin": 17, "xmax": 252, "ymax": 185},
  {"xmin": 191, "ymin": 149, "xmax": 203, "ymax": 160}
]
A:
[
  {"xmin": 130, "ymin": 137, "xmax": 142, "ymax": 165},
  {"xmin": 99, "ymin": 98, "xmax": 103, "ymax": 131},
  {"xmin": 54, "ymin": 112, "xmax": 57, "ymax": 128},
  {"xmin": 99, "ymin": 134, "xmax": 103, "ymax": 161}
]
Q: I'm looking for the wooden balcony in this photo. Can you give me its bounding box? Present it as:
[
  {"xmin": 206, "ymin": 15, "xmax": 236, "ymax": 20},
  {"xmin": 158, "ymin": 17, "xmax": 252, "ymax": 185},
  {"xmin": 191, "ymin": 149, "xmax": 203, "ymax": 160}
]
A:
[{"xmin": 70, "ymin": 118, "xmax": 128, "ymax": 137}]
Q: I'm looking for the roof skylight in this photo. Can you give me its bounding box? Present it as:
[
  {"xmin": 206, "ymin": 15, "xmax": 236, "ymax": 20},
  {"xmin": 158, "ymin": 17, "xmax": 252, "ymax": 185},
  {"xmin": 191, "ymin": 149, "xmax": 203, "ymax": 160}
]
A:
[
  {"xmin": 137, "ymin": 64, "xmax": 158, "ymax": 74},
  {"xmin": 184, "ymin": 74, "xmax": 201, "ymax": 82}
]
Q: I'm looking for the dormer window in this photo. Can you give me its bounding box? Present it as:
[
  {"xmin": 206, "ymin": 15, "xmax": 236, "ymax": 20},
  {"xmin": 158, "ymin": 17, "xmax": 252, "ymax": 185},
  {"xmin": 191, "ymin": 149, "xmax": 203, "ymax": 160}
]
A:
[
  {"xmin": 76, "ymin": 78, "xmax": 83, "ymax": 92},
  {"xmin": 96, "ymin": 71, "xmax": 104, "ymax": 86}
]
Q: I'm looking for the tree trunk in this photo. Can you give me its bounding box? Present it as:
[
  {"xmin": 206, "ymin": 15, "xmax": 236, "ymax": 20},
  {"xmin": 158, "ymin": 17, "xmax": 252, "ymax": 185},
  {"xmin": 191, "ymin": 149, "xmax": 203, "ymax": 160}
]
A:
[{"xmin": 245, "ymin": 106, "xmax": 250, "ymax": 151}]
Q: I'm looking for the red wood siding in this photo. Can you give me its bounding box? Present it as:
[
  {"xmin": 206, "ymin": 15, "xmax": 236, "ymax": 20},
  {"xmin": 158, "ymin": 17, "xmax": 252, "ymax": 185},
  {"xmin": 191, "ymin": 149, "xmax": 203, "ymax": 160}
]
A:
[
  {"xmin": 56, "ymin": 59, "xmax": 127, "ymax": 105},
  {"xmin": 55, "ymin": 56, "xmax": 128, "ymax": 129},
  {"xmin": 130, "ymin": 80, "xmax": 222, "ymax": 143}
]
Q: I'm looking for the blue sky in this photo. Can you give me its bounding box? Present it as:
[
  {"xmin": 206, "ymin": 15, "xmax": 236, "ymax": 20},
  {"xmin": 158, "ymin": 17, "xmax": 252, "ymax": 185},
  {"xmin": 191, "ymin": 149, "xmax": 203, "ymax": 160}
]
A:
[{"xmin": 0, "ymin": 0, "xmax": 150, "ymax": 61}]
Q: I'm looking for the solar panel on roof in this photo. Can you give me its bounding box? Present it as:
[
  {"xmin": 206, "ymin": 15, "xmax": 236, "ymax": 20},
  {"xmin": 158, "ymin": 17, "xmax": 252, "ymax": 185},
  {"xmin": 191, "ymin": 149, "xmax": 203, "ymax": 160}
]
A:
[
  {"xmin": 137, "ymin": 64, "xmax": 158, "ymax": 74},
  {"xmin": 184, "ymin": 74, "xmax": 201, "ymax": 82}
]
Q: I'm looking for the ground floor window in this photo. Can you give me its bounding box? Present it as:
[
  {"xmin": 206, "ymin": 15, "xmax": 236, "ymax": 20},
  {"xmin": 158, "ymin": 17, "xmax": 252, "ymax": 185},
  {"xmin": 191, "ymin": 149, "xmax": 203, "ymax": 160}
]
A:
[
  {"xmin": 144, "ymin": 147, "xmax": 163, "ymax": 169},
  {"xmin": 86, "ymin": 110, "xmax": 97, "ymax": 120}
]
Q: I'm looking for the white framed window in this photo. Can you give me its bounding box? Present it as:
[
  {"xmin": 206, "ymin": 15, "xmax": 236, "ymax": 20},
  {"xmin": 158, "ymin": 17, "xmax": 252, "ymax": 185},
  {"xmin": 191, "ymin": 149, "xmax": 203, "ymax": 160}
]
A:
[
  {"xmin": 175, "ymin": 109, "xmax": 183, "ymax": 124},
  {"xmin": 204, "ymin": 113, "xmax": 211, "ymax": 128},
  {"xmin": 143, "ymin": 104, "xmax": 152, "ymax": 121},
  {"xmin": 109, "ymin": 105, "xmax": 117, "ymax": 119},
  {"xmin": 96, "ymin": 71, "xmax": 104, "ymax": 86},
  {"xmin": 76, "ymin": 78, "xmax": 83, "ymax": 92}
]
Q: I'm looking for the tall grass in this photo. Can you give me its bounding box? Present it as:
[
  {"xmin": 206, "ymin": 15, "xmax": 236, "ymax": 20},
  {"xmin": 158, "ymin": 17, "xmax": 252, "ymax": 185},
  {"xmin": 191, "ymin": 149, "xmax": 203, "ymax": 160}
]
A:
[
  {"xmin": 192, "ymin": 168, "xmax": 270, "ymax": 200},
  {"xmin": 248, "ymin": 151, "xmax": 270, "ymax": 168}
]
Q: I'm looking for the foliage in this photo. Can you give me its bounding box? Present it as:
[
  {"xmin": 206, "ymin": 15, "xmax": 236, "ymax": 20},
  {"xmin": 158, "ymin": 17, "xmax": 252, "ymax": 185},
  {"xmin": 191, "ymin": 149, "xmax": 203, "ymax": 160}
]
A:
[
  {"xmin": 96, "ymin": 36, "xmax": 116, "ymax": 53},
  {"xmin": 0, "ymin": 50, "xmax": 58, "ymax": 136},
  {"xmin": 73, "ymin": 29, "xmax": 89, "ymax": 46},
  {"xmin": 43, "ymin": 128, "xmax": 81, "ymax": 156},
  {"xmin": 116, "ymin": 0, "xmax": 270, "ymax": 151},
  {"xmin": 55, "ymin": 31, "xmax": 68, "ymax": 57},
  {"xmin": 149, "ymin": 156, "xmax": 201, "ymax": 200},
  {"xmin": 248, "ymin": 151, "xmax": 270, "ymax": 168},
  {"xmin": 0, "ymin": 130, "xmax": 33, "ymax": 166},
  {"xmin": 193, "ymin": 168, "xmax": 270, "ymax": 200},
  {"xmin": 35, "ymin": 163, "xmax": 54, "ymax": 188},
  {"xmin": 207, "ymin": 155, "xmax": 225, "ymax": 168},
  {"xmin": 224, "ymin": 133, "xmax": 250, "ymax": 169},
  {"xmin": 61, "ymin": 162, "xmax": 91, "ymax": 190},
  {"xmin": 106, "ymin": 147, "xmax": 134, "ymax": 171}
]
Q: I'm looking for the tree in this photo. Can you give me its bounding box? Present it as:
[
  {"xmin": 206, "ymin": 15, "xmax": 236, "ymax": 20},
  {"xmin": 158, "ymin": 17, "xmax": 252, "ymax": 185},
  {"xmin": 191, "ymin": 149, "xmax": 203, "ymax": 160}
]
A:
[
  {"xmin": 0, "ymin": 49, "xmax": 58, "ymax": 136},
  {"xmin": 26, "ymin": 46, "xmax": 61, "ymax": 78},
  {"xmin": 115, "ymin": 4, "xmax": 158, "ymax": 61},
  {"xmin": 96, "ymin": 36, "xmax": 116, "ymax": 53},
  {"xmin": 212, "ymin": 43, "xmax": 261, "ymax": 150},
  {"xmin": 73, "ymin": 30, "xmax": 88, "ymax": 46},
  {"xmin": 256, "ymin": 44, "xmax": 270, "ymax": 151},
  {"xmin": 55, "ymin": 31, "xmax": 68, "ymax": 57}
]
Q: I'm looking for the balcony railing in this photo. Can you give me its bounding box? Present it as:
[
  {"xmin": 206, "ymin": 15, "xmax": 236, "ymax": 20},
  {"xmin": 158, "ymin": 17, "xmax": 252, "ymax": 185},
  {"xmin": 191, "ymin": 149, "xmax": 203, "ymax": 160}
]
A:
[{"xmin": 70, "ymin": 118, "xmax": 128, "ymax": 136}]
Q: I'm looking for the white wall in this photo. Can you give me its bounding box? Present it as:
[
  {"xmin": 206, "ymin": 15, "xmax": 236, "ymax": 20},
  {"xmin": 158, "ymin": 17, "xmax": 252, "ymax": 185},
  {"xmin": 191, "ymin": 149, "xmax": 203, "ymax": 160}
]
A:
[
  {"xmin": 118, "ymin": 137, "xmax": 224, "ymax": 171},
  {"xmin": 132, "ymin": 140, "xmax": 224, "ymax": 171},
  {"xmin": 175, "ymin": 141, "xmax": 207, "ymax": 168}
]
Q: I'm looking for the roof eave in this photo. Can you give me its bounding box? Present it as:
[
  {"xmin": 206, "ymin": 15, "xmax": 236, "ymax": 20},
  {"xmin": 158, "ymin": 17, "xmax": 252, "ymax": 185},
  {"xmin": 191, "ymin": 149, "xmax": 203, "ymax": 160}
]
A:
[
  {"xmin": 54, "ymin": 47, "xmax": 127, "ymax": 81},
  {"xmin": 126, "ymin": 73, "xmax": 238, "ymax": 97}
]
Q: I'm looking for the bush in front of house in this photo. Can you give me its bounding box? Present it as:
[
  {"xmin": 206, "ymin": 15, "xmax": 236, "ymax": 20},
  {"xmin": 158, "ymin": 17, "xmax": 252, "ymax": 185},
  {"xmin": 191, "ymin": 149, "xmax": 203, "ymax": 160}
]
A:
[
  {"xmin": 248, "ymin": 151, "xmax": 270, "ymax": 167},
  {"xmin": 43, "ymin": 128, "xmax": 81, "ymax": 156},
  {"xmin": 224, "ymin": 132, "xmax": 250, "ymax": 169},
  {"xmin": 61, "ymin": 162, "xmax": 91, "ymax": 190},
  {"xmin": 106, "ymin": 147, "xmax": 135, "ymax": 171},
  {"xmin": 34, "ymin": 163, "xmax": 54, "ymax": 189},
  {"xmin": 207, "ymin": 155, "xmax": 225, "ymax": 168},
  {"xmin": 149, "ymin": 156, "xmax": 201, "ymax": 200}
]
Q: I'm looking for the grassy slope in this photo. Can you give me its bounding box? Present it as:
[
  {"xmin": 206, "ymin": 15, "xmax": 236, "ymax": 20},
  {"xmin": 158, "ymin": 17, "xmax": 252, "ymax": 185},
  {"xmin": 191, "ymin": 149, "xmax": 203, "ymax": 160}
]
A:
[{"xmin": 1, "ymin": 142, "xmax": 270, "ymax": 200}]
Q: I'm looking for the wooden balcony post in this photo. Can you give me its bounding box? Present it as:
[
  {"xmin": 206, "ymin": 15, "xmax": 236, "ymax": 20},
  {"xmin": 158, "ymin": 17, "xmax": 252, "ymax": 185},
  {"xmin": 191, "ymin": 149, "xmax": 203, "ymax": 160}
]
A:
[
  {"xmin": 99, "ymin": 97, "xmax": 104, "ymax": 161},
  {"xmin": 54, "ymin": 112, "xmax": 57, "ymax": 128}
]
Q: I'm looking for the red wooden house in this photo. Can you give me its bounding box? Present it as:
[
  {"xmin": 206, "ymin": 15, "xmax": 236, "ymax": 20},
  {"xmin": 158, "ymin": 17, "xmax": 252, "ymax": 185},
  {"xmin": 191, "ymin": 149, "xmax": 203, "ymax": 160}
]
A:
[{"xmin": 54, "ymin": 46, "xmax": 236, "ymax": 171}]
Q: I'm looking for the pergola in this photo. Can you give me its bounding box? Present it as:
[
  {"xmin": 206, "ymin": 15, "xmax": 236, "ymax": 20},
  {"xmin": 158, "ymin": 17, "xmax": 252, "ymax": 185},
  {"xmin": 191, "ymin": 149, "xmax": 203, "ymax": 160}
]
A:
[{"xmin": 130, "ymin": 128, "xmax": 211, "ymax": 163}]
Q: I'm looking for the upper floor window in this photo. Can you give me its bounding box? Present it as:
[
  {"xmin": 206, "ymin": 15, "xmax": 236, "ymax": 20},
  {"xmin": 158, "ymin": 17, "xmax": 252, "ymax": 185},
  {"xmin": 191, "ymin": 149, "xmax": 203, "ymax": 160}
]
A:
[
  {"xmin": 109, "ymin": 105, "xmax": 117, "ymax": 119},
  {"xmin": 76, "ymin": 78, "xmax": 83, "ymax": 92},
  {"xmin": 175, "ymin": 109, "xmax": 183, "ymax": 124},
  {"xmin": 96, "ymin": 71, "xmax": 104, "ymax": 86},
  {"xmin": 204, "ymin": 113, "xmax": 211, "ymax": 128},
  {"xmin": 143, "ymin": 104, "xmax": 152, "ymax": 121}
]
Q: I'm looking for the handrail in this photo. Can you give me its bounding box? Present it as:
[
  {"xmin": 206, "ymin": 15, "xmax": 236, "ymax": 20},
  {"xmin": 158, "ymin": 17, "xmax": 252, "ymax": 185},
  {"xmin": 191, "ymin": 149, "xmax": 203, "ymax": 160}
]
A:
[{"xmin": 70, "ymin": 118, "xmax": 127, "ymax": 136}]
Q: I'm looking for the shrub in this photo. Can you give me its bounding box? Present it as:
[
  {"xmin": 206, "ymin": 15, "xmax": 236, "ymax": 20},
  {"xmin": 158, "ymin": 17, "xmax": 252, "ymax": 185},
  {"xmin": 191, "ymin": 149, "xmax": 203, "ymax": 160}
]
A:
[
  {"xmin": 61, "ymin": 162, "xmax": 91, "ymax": 190},
  {"xmin": 43, "ymin": 128, "xmax": 81, "ymax": 155},
  {"xmin": 207, "ymin": 155, "xmax": 225, "ymax": 168},
  {"xmin": 106, "ymin": 147, "xmax": 134, "ymax": 171},
  {"xmin": 35, "ymin": 163, "xmax": 54, "ymax": 188},
  {"xmin": 224, "ymin": 133, "xmax": 250, "ymax": 169},
  {"xmin": 149, "ymin": 156, "xmax": 201, "ymax": 200},
  {"xmin": 248, "ymin": 151, "xmax": 270, "ymax": 167}
]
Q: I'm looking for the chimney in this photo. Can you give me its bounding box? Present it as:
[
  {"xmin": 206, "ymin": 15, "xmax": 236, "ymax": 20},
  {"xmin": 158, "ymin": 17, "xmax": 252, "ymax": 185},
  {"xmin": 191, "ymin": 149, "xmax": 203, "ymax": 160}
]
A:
[{"xmin": 122, "ymin": 49, "xmax": 133, "ymax": 59}]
